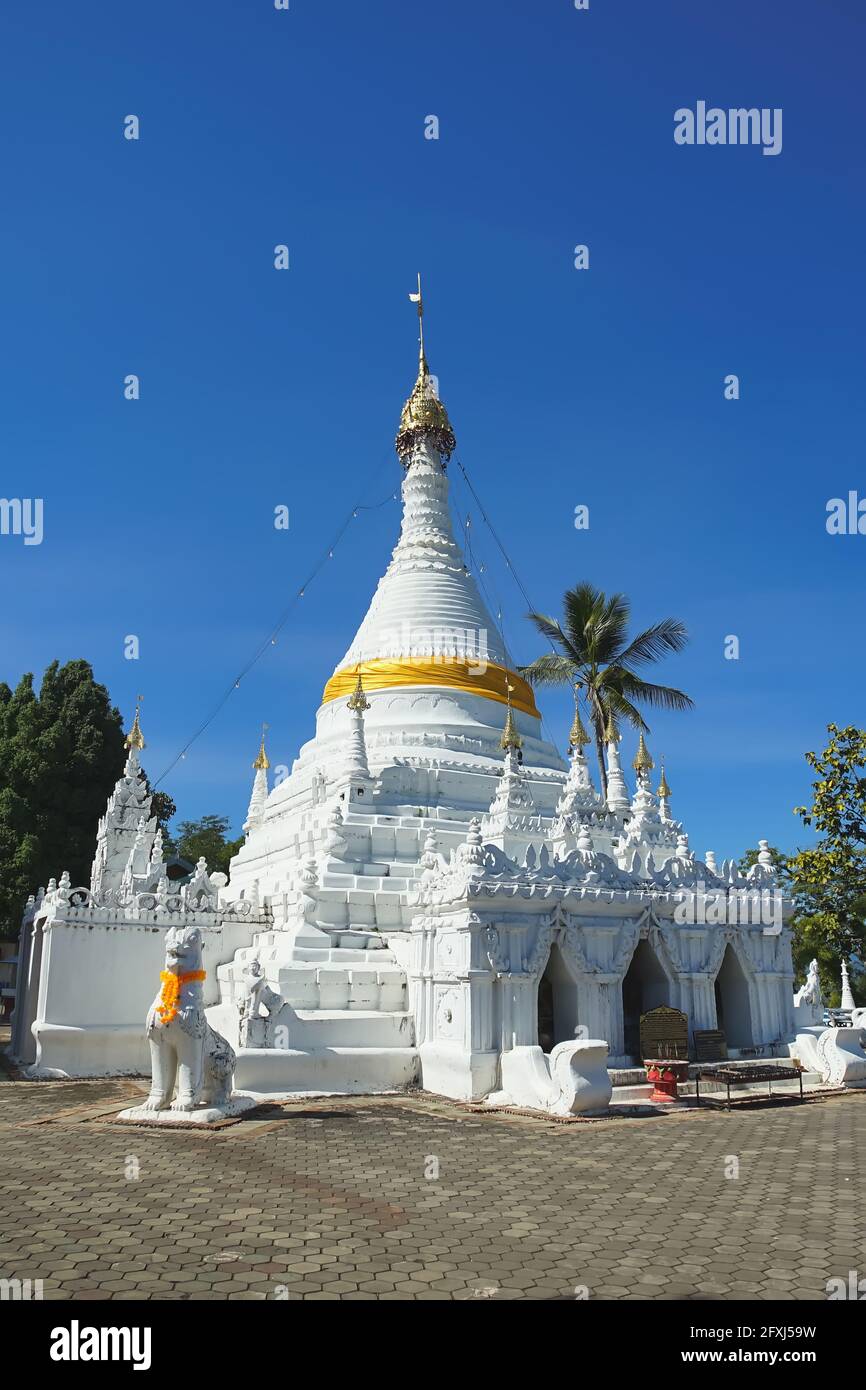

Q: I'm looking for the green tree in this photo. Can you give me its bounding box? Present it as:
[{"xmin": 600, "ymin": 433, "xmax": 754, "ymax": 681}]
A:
[
  {"xmin": 171, "ymin": 815, "xmax": 243, "ymax": 877},
  {"xmin": 738, "ymin": 845, "xmax": 788, "ymax": 877},
  {"xmin": 744, "ymin": 731, "xmax": 866, "ymax": 1007},
  {"xmin": 787, "ymin": 725, "xmax": 866, "ymax": 965},
  {"xmin": 739, "ymin": 834, "xmax": 866, "ymax": 1006},
  {"xmin": 147, "ymin": 788, "xmax": 176, "ymax": 837},
  {"xmin": 0, "ymin": 661, "xmax": 126, "ymax": 938},
  {"xmin": 520, "ymin": 582, "xmax": 693, "ymax": 795}
]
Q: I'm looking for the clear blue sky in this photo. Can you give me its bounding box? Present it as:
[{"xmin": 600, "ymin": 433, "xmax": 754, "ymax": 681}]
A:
[{"xmin": 1, "ymin": 0, "xmax": 863, "ymax": 861}]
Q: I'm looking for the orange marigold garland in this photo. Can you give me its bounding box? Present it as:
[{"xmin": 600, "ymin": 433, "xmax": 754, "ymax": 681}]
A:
[{"xmin": 156, "ymin": 970, "xmax": 206, "ymax": 1025}]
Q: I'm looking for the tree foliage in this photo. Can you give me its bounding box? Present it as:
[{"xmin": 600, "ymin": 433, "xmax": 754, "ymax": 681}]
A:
[
  {"xmin": 738, "ymin": 843, "xmax": 851, "ymax": 1005},
  {"xmin": 740, "ymin": 728, "xmax": 866, "ymax": 1007},
  {"xmin": 520, "ymin": 582, "xmax": 693, "ymax": 794},
  {"xmin": 147, "ymin": 788, "xmax": 176, "ymax": 834},
  {"xmin": 0, "ymin": 661, "xmax": 126, "ymax": 938},
  {"xmin": 788, "ymin": 725, "xmax": 866, "ymax": 965},
  {"xmin": 169, "ymin": 814, "xmax": 243, "ymax": 877}
]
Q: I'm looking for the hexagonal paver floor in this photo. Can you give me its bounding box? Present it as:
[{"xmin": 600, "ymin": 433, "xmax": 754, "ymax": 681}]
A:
[{"xmin": 0, "ymin": 1068, "xmax": 863, "ymax": 1301}]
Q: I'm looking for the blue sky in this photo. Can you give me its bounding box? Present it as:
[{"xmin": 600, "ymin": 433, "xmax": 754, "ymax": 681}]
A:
[{"xmin": 1, "ymin": 0, "xmax": 863, "ymax": 860}]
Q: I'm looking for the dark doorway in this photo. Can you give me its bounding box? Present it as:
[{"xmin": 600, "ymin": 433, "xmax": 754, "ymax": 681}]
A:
[
  {"xmin": 715, "ymin": 944, "xmax": 753, "ymax": 1049},
  {"xmin": 621, "ymin": 938, "xmax": 670, "ymax": 1062},
  {"xmin": 536, "ymin": 943, "xmax": 578, "ymax": 1053}
]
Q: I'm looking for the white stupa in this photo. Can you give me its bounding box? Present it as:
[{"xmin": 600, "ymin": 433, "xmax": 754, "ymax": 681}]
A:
[
  {"xmin": 12, "ymin": 286, "xmax": 809, "ymax": 1110},
  {"xmin": 228, "ymin": 283, "xmax": 566, "ymax": 905}
]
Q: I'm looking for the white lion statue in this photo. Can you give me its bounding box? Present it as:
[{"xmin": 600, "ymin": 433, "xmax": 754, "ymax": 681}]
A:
[
  {"xmin": 794, "ymin": 958, "xmax": 822, "ymax": 1008},
  {"xmin": 793, "ymin": 957, "xmax": 824, "ymax": 1026},
  {"xmin": 143, "ymin": 924, "xmax": 235, "ymax": 1114}
]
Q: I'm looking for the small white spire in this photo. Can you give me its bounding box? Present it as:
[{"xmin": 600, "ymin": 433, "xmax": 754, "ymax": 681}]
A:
[
  {"xmin": 605, "ymin": 736, "xmax": 630, "ymax": 815},
  {"xmin": 244, "ymin": 728, "xmax": 270, "ymax": 836},
  {"xmin": 841, "ymin": 959, "xmax": 856, "ymax": 1012}
]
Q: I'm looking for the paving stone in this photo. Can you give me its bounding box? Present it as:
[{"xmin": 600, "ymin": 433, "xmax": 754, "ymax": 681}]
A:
[{"xmin": 1, "ymin": 1074, "xmax": 865, "ymax": 1301}]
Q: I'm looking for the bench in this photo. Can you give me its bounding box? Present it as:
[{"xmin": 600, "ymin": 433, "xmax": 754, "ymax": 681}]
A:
[{"xmin": 695, "ymin": 1063, "xmax": 804, "ymax": 1109}]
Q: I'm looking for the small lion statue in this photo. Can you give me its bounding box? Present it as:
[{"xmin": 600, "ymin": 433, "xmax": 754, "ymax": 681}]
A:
[{"xmin": 143, "ymin": 924, "xmax": 235, "ymax": 1114}]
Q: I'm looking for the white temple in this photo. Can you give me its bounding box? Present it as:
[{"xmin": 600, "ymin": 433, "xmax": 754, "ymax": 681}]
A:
[{"xmin": 13, "ymin": 291, "xmax": 833, "ymax": 1110}]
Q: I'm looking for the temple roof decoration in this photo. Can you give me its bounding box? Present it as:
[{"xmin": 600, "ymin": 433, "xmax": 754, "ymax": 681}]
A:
[
  {"xmin": 568, "ymin": 695, "xmax": 590, "ymax": 750},
  {"xmin": 125, "ymin": 702, "xmax": 145, "ymax": 751},
  {"xmin": 657, "ymin": 764, "xmax": 671, "ymax": 799},
  {"xmin": 632, "ymin": 732, "xmax": 653, "ymax": 773},
  {"xmin": 604, "ymin": 712, "xmax": 619, "ymax": 744},
  {"xmin": 346, "ymin": 672, "xmax": 371, "ymax": 713},
  {"xmin": 499, "ymin": 684, "xmax": 523, "ymax": 751},
  {"xmin": 395, "ymin": 275, "xmax": 456, "ymax": 465},
  {"xmin": 252, "ymin": 728, "xmax": 270, "ymax": 771}
]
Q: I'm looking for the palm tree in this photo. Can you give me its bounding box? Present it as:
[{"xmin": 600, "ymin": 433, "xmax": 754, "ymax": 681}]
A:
[{"xmin": 520, "ymin": 583, "xmax": 693, "ymax": 798}]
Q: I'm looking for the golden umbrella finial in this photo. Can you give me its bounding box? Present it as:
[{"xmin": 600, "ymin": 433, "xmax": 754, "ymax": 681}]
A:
[
  {"xmin": 568, "ymin": 687, "xmax": 590, "ymax": 750},
  {"xmin": 347, "ymin": 671, "xmax": 371, "ymax": 713},
  {"xmin": 253, "ymin": 722, "xmax": 270, "ymax": 771},
  {"xmin": 396, "ymin": 274, "xmax": 456, "ymax": 463},
  {"xmin": 632, "ymin": 731, "xmax": 654, "ymax": 774},
  {"xmin": 603, "ymin": 710, "xmax": 619, "ymax": 744},
  {"xmin": 125, "ymin": 696, "xmax": 145, "ymax": 751},
  {"xmin": 657, "ymin": 762, "xmax": 671, "ymax": 799},
  {"xmin": 500, "ymin": 682, "xmax": 523, "ymax": 752}
]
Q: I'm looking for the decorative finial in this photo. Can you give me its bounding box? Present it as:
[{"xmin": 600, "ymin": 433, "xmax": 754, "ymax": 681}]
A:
[
  {"xmin": 632, "ymin": 732, "xmax": 654, "ymax": 774},
  {"xmin": 568, "ymin": 689, "xmax": 590, "ymax": 751},
  {"xmin": 347, "ymin": 671, "xmax": 371, "ymax": 713},
  {"xmin": 396, "ymin": 276, "xmax": 456, "ymax": 464},
  {"xmin": 500, "ymin": 682, "xmax": 523, "ymax": 751},
  {"xmin": 125, "ymin": 697, "xmax": 145, "ymax": 751},
  {"xmin": 657, "ymin": 762, "xmax": 671, "ymax": 799},
  {"xmin": 253, "ymin": 723, "xmax": 270, "ymax": 771},
  {"xmin": 604, "ymin": 711, "xmax": 619, "ymax": 744},
  {"xmin": 410, "ymin": 271, "xmax": 426, "ymax": 371}
]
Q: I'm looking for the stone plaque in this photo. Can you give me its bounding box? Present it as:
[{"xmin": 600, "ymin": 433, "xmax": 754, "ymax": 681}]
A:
[
  {"xmin": 694, "ymin": 1028, "xmax": 728, "ymax": 1062},
  {"xmin": 640, "ymin": 1004, "xmax": 689, "ymax": 1061}
]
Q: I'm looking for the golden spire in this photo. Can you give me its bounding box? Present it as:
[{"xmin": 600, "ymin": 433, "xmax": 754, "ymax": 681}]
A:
[
  {"xmin": 657, "ymin": 763, "xmax": 671, "ymax": 799},
  {"xmin": 125, "ymin": 698, "xmax": 145, "ymax": 751},
  {"xmin": 568, "ymin": 690, "xmax": 590, "ymax": 750},
  {"xmin": 604, "ymin": 711, "xmax": 619, "ymax": 744},
  {"xmin": 395, "ymin": 274, "xmax": 456, "ymax": 464},
  {"xmin": 253, "ymin": 723, "xmax": 270, "ymax": 771},
  {"xmin": 347, "ymin": 672, "xmax": 371, "ymax": 713},
  {"xmin": 632, "ymin": 732, "xmax": 654, "ymax": 774},
  {"xmin": 500, "ymin": 683, "xmax": 523, "ymax": 751}
]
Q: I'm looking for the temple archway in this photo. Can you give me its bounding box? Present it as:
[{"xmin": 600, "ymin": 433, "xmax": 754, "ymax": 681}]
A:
[
  {"xmin": 714, "ymin": 943, "xmax": 754, "ymax": 1049},
  {"xmin": 621, "ymin": 938, "xmax": 671, "ymax": 1062},
  {"xmin": 536, "ymin": 942, "xmax": 579, "ymax": 1053}
]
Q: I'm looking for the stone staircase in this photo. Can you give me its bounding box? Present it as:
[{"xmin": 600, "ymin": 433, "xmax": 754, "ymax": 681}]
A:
[{"xmin": 208, "ymin": 924, "xmax": 418, "ymax": 1097}]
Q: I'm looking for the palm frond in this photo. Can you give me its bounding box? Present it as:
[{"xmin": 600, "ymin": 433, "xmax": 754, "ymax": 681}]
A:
[
  {"xmin": 561, "ymin": 584, "xmax": 605, "ymax": 657},
  {"xmin": 604, "ymin": 686, "xmax": 650, "ymax": 733},
  {"xmin": 612, "ymin": 671, "xmax": 695, "ymax": 712},
  {"xmin": 579, "ymin": 591, "xmax": 631, "ymax": 664},
  {"xmin": 617, "ymin": 619, "xmax": 690, "ymax": 670},
  {"xmin": 525, "ymin": 611, "xmax": 571, "ymax": 651},
  {"xmin": 518, "ymin": 653, "xmax": 578, "ymax": 688}
]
